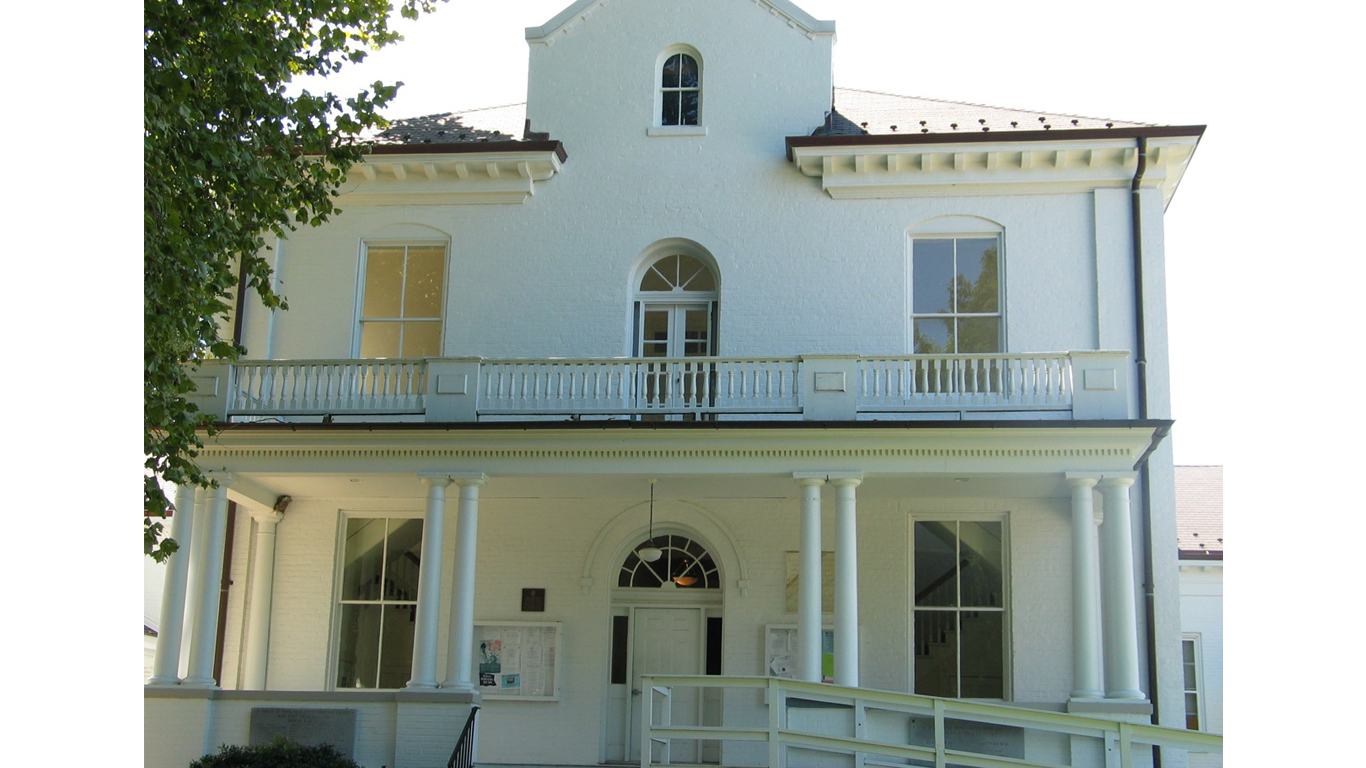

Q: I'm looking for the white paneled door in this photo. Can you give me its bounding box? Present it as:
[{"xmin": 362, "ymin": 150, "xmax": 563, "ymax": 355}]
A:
[{"xmin": 628, "ymin": 607, "xmax": 703, "ymax": 763}]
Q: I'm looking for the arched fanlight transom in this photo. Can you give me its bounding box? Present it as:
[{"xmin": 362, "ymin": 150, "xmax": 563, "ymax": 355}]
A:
[
  {"xmin": 619, "ymin": 534, "xmax": 719, "ymax": 589},
  {"xmin": 638, "ymin": 254, "xmax": 716, "ymax": 293}
]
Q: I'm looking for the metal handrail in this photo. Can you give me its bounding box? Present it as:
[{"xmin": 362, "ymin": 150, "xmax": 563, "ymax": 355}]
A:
[{"xmin": 446, "ymin": 705, "xmax": 479, "ymax": 768}]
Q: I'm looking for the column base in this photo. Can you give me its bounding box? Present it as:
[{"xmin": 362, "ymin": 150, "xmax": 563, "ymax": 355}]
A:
[
  {"xmin": 179, "ymin": 676, "xmax": 217, "ymax": 688},
  {"xmin": 1068, "ymin": 691, "xmax": 1105, "ymax": 703},
  {"xmin": 1067, "ymin": 698, "xmax": 1152, "ymax": 717},
  {"xmin": 145, "ymin": 676, "xmax": 181, "ymax": 687},
  {"xmin": 404, "ymin": 680, "xmax": 439, "ymax": 690}
]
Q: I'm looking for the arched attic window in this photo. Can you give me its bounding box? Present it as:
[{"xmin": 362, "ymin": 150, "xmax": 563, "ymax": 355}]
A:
[
  {"xmin": 619, "ymin": 534, "xmax": 720, "ymax": 589},
  {"xmin": 659, "ymin": 50, "xmax": 701, "ymax": 126}
]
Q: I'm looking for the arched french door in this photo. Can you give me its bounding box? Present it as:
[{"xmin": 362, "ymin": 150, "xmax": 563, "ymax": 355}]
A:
[
  {"xmin": 604, "ymin": 532, "xmax": 723, "ymax": 764},
  {"xmin": 633, "ymin": 251, "xmax": 719, "ymax": 419}
]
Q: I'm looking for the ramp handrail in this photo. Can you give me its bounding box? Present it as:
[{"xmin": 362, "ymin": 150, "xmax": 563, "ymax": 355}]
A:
[{"xmin": 639, "ymin": 675, "xmax": 1221, "ymax": 768}]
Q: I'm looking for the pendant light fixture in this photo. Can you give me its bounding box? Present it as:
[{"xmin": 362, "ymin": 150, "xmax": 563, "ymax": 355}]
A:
[{"xmin": 637, "ymin": 478, "xmax": 663, "ymax": 563}]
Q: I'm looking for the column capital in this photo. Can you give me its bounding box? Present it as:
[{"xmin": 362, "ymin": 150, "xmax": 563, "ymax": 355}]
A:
[
  {"xmin": 203, "ymin": 471, "xmax": 235, "ymax": 485},
  {"xmin": 1098, "ymin": 473, "xmax": 1137, "ymax": 490},
  {"xmin": 792, "ymin": 472, "xmax": 827, "ymax": 487},
  {"xmin": 452, "ymin": 473, "xmax": 488, "ymax": 488},
  {"xmin": 247, "ymin": 509, "xmax": 284, "ymax": 526},
  {"xmin": 418, "ymin": 472, "xmax": 453, "ymax": 488},
  {"xmin": 827, "ymin": 472, "xmax": 863, "ymax": 488},
  {"xmin": 1064, "ymin": 472, "xmax": 1100, "ymax": 489}
]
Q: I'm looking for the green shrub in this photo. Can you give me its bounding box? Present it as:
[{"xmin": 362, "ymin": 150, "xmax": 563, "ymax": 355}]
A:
[{"xmin": 190, "ymin": 736, "xmax": 361, "ymax": 768}]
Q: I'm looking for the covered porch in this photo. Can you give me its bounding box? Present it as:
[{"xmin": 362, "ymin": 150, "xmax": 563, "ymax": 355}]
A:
[{"xmin": 147, "ymin": 420, "xmax": 1166, "ymax": 767}]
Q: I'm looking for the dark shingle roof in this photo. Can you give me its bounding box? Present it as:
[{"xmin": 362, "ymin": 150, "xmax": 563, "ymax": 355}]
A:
[
  {"xmin": 367, "ymin": 102, "xmax": 530, "ymax": 146},
  {"xmin": 814, "ymin": 87, "xmax": 1150, "ymax": 137},
  {"xmin": 366, "ymin": 87, "xmax": 1155, "ymax": 147},
  {"xmin": 1175, "ymin": 465, "xmax": 1223, "ymax": 558}
]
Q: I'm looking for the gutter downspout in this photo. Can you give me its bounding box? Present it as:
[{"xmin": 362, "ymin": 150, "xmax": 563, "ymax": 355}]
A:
[{"xmin": 1130, "ymin": 137, "xmax": 1164, "ymax": 766}]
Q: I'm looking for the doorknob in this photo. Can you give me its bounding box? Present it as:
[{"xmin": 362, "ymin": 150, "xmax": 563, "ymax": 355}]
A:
[{"xmin": 632, "ymin": 688, "xmax": 641, "ymax": 695}]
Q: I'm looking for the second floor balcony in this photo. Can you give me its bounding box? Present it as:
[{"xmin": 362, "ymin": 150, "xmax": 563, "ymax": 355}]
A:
[{"xmin": 188, "ymin": 350, "xmax": 1134, "ymax": 425}]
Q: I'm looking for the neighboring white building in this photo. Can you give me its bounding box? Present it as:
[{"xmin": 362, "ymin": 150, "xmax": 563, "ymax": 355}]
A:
[
  {"xmin": 1176, "ymin": 466, "xmax": 1223, "ymax": 766},
  {"xmin": 146, "ymin": 2, "xmax": 1215, "ymax": 767}
]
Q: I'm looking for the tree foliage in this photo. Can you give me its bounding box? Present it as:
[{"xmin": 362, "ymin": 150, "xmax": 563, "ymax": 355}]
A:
[{"xmin": 144, "ymin": 0, "xmax": 444, "ymax": 560}]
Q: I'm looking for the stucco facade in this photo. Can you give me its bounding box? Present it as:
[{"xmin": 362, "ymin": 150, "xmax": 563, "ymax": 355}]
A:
[{"xmin": 146, "ymin": 2, "xmax": 1208, "ymax": 767}]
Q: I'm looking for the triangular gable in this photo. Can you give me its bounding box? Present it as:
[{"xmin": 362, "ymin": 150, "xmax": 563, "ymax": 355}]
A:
[{"xmin": 526, "ymin": 0, "xmax": 835, "ymax": 43}]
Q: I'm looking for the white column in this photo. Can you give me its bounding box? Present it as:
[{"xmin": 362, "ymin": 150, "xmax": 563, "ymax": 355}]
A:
[
  {"xmin": 1098, "ymin": 475, "xmax": 1144, "ymax": 699},
  {"xmin": 795, "ymin": 475, "xmax": 826, "ymax": 683},
  {"xmin": 408, "ymin": 475, "xmax": 451, "ymax": 689},
  {"xmin": 831, "ymin": 474, "xmax": 862, "ymax": 687},
  {"xmin": 1066, "ymin": 474, "xmax": 1104, "ymax": 700},
  {"xmin": 442, "ymin": 474, "xmax": 487, "ymax": 690},
  {"xmin": 240, "ymin": 507, "xmax": 284, "ymax": 690},
  {"xmin": 148, "ymin": 483, "xmax": 197, "ymax": 685},
  {"xmin": 183, "ymin": 478, "xmax": 231, "ymax": 687},
  {"xmin": 179, "ymin": 486, "xmax": 210, "ymax": 677}
]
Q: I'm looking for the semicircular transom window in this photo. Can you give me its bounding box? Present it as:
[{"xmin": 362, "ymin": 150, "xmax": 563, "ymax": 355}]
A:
[
  {"xmin": 619, "ymin": 534, "xmax": 720, "ymax": 589},
  {"xmin": 639, "ymin": 255, "xmax": 717, "ymax": 293}
]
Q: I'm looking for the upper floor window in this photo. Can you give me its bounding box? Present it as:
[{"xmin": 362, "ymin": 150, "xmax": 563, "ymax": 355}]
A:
[
  {"xmin": 358, "ymin": 242, "xmax": 446, "ymax": 358},
  {"xmin": 659, "ymin": 50, "xmax": 701, "ymax": 127},
  {"xmin": 911, "ymin": 236, "xmax": 1002, "ymax": 354}
]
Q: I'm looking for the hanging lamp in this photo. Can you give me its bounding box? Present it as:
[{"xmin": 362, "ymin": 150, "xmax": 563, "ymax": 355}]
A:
[{"xmin": 637, "ymin": 479, "xmax": 663, "ymax": 563}]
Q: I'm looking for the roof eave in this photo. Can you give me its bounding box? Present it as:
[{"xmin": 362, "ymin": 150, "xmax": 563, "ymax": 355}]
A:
[{"xmin": 787, "ymin": 125, "xmax": 1206, "ymax": 159}]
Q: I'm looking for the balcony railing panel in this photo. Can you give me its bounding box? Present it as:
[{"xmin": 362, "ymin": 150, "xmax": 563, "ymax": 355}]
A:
[
  {"xmin": 480, "ymin": 357, "xmax": 802, "ymax": 416},
  {"xmin": 230, "ymin": 359, "xmax": 426, "ymax": 415},
  {"xmin": 210, "ymin": 352, "xmax": 1109, "ymax": 422},
  {"xmin": 858, "ymin": 353, "xmax": 1072, "ymax": 411}
]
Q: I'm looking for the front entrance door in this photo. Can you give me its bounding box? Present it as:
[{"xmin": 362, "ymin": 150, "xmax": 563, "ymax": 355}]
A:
[{"xmin": 628, "ymin": 607, "xmax": 703, "ymax": 763}]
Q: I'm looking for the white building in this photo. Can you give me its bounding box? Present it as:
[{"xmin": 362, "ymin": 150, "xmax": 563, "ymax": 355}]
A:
[
  {"xmin": 1175, "ymin": 466, "xmax": 1223, "ymax": 767},
  {"xmin": 145, "ymin": 2, "xmax": 1218, "ymax": 766}
]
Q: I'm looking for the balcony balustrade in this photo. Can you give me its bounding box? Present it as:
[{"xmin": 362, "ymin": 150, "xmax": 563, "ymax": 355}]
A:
[{"xmin": 188, "ymin": 351, "xmax": 1132, "ymax": 423}]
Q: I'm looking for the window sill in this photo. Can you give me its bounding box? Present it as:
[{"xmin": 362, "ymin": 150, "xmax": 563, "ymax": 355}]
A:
[{"xmin": 647, "ymin": 125, "xmax": 707, "ymax": 137}]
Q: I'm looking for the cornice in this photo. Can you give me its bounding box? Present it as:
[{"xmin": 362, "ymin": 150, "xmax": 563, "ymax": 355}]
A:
[
  {"xmin": 338, "ymin": 148, "xmax": 565, "ymax": 206},
  {"xmin": 194, "ymin": 424, "xmax": 1160, "ymax": 476},
  {"xmin": 788, "ymin": 133, "xmax": 1200, "ymax": 207}
]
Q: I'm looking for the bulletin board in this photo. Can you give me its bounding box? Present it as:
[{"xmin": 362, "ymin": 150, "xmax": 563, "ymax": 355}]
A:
[
  {"xmin": 765, "ymin": 624, "xmax": 834, "ymax": 683},
  {"xmin": 471, "ymin": 622, "xmax": 561, "ymax": 701}
]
